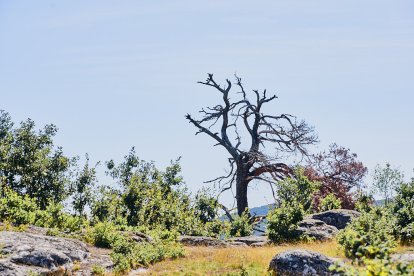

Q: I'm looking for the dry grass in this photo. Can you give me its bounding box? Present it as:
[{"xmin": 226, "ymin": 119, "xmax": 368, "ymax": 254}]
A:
[{"xmin": 145, "ymin": 241, "xmax": 344, "ymax": 275}]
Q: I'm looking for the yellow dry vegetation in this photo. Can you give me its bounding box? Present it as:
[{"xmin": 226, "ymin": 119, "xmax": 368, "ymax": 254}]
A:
[{"xmin": 145, "ymin": 241, "xmax": 344, "ymax": 275}]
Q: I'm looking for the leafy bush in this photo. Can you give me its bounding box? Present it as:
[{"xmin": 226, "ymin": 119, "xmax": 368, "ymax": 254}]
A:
[
  {"xmin": 330, "ymin": 258, "xmax": 414, "ymax": 275},
  {"xmin": 320, "ymin": 193, "xmax": 341, "ymax": 211},
  {"xmin": 229, "ymin": 210, "xmax": 253, "ymax": 237},
  {"xmin": 87, "ymin": 221, "xmax": 118, "ymax": 248},
  {"xmin": 35, "ymin": 202, "xmax": 87, "ymax": 233},
  {"xmin": 0, "ymin": 188, "xmax": 37, "ymax": 225},
  {"xmin": 337, "ymin": 207, "xmax": 397, "ymax": 259},
  {"xmin": 111, "ymin": 238, "xmax": 184, "ymax": 272},
  {"xmin": 267, "ymin": 202, "xmax": 304, "ymax": 243},
  {"xmin": 393, "ymin": 180, "xmax": 414, "ymax": 244},
  {"xmin": 354, "ymin": 193, "xmax": 374, "ymax": 213},
  {"xmin": 276, "ymin": 168, "xmax": 319, "ymax": 213},
  {"xmin": 194, "ymin": 187, "xmax": 219, "ymax": 223}
]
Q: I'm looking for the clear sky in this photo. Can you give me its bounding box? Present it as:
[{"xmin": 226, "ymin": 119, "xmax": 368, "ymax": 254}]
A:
[{"xmin": 1, "ymin": 1, "xmax": 414, "ymax": 208}]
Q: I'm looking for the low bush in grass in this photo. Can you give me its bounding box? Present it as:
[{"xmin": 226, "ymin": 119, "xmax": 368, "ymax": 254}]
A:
[
  {"xmin": 229, "ymin": 210, "xmax": 253, "ymax": 237},
  {"xmin": 336, "ymin": 207, "xmax": 396, "ymax": 260},
  {"xmin": 267, "ymin": 201, "xmax": 304, "ymax": 243},
  {"xmin": 86, "ymin": 222, "xmax": 185, "ymax": 273}
]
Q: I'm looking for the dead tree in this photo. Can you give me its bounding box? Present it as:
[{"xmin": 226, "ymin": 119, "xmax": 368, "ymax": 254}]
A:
[{"xmin": 186, "ymin": 74, "xmax": 317, "ymax": 216}]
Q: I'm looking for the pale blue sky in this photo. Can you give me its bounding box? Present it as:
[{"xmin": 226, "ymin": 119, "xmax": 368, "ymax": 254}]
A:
[{"xmin": 1, "ymin": 1, "xmax": 414, "ymax": 207}]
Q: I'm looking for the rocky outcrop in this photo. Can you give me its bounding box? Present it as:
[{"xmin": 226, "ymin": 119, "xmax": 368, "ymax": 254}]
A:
[
  {"xmin": 309, "ymin": 209, "xmax": 360, "ymax": 230},
  {"xmin": 178, "ymin": 235, "xmax": 227, "ymax": 247},
  {"xmin": 178, "ymin": 235, "xmax": 270, "ymax": 247},
  {"xmin": 269, "ymin": 249, "xmax": 339, "ymax": 275},
  {"xmin": 0, "ymin": 231, "xmax": 90, "ymax": 275},
  {"xmin": 227, "ymin": 241, "xmax": 249, "ymax": 247},
  {"xmin": 227, "ymin": 236, "xmax": 269, "ymax": 246},
  {"xmin": 295, "ymin": 218, "xmax": 339, "ymax": 241},
  {"xmin": 391, "ymin": 253, "xmax": 414, "ymax": 264},
  {"xmin": 124, "ymin": 231, "xmax": 154, "ymax": 244}
]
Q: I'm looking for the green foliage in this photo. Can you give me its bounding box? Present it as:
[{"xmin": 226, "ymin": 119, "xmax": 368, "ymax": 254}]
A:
[
  {"xmin": 86, "ymin": 221, "xmax": 185, "ymax": 273},
  {"xmin": 111, "ymin": 238, "xmax": 184, "ymax": 272},
  {"xmin": 72, "ymin": 154, "xmax": 98, "ymax": 216},
  {"xmin": 276, "ymin": 168, "xmax": 319, "ymax": 213},
  {"xmin": 267, "ymin": 202, "xmax": 304, "ymax": 243},
  {"xmin": 0, "ymin": 111, "xmax": 73, "ymax": 209},
  {"xmin": 229, "ymin": 210, "xmax": 253, "ymax": 237},
  {"xmin": 393, "ymin": 179, "xmax": 414, "ymax": 244},
  {"xmin": 34, "ymin": 202, "xmax": 87, "ymax": 233},
  {"xmin": 330, "ymin": 258, "xmax": 414, "ymax": 276},
  {"xmin": 0, "ymin": 187, "xmax": 37, "ymax": 225},
  {"xmin": 194, "ymin": 187, "xmax": 219, "ymax": 223},
  {"xmin": 371, "ymin": 163, "xmax": 404, "ymax": 206},
  {"xmin": 337, "ymin": 207, "xmax": 397, "ymax": 260},
  {"xmin": 354, "ymin": 193, "xmax": 374, "ymax": 213},
  {"xmin": 87, "ymin": 221, "xmax": 118, "ymax": 248},
  {"xmin": 91, "ymin": 264, "xmax": 106, "ymax": 276},
  {"xmin": 266, "ymin": 169, "xmax": 318, "ymax": 243},
  {"xmin": 95, "ymin": 151, "xmax": 218, "ymax": 236},
  {"xmin": 320, "ymin": 193, "xmax": 341, "ymax": 211},
  {"xmin": 91, "ymin": 186, "xmax": 127, "ymax": 225}
]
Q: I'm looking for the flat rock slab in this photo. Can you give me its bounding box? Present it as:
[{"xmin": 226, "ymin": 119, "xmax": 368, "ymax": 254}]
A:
[
  {"xmin": 391, "ymin": 253, "xmax": 414, "ymax": 263},
  {"xmin": 0, "ymin": 231, "xmax": 89, "ymax": 275},
  {"xmin": 309, "ymin": 209, "xmax": 360, "ymax": 230},
  {"xmin": 227, "ymin": 236, "xmax": 269, "ymax": 246},
  {"xmin": 269, "ymin": 249, "xmax": 338, "ymax": 276},
  {"xmin": 178, "ymin": 235, "xmax": 227, "ymax": 247}
]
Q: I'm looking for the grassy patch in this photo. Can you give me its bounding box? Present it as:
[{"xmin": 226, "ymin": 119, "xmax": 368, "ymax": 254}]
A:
[{"xmin": 146, "ymin": 241, "xmax": 343, "ymax": 275}]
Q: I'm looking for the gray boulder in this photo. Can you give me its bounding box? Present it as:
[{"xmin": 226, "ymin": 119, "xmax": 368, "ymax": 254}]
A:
[
  {"xmin": 124, "ymin": 231, "xmax": 154, "ymax": 243},
  {"xmin": 250, "ymin": 241, "xmax": 269, "ymax": 247},
  {"xmin": 227, "ymin": 236, "xmax": 269, "ymax": 246},
  {"xmin": 295, "ymin": 218, "xmax": 339, "ymax": 241},
  {"xmin": 227, "ymin": 241, "xmax": 249, "ymax": 247},
  {"xmin": 0, "ymin": 231, "xmax": 89, "ymax": 275},
  {"xmin": 309, "ymin": 209, "xmax": 360, "ymax": 230},
  {"xmin": 178, "ymin": 235, "xmax": 227, "ymax": 247},
  {"xmin": 269, "ymin": 249, "xmax": 339, "ymax": 275}
]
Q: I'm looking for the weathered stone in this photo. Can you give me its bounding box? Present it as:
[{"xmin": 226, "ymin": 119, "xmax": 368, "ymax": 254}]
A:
[
  {"xmin": 309, "ymin": 209, "xmax": 360, "ymax": 230},
  {"xmin": 269, "ymin": 249, "xmax": 338, "ymax": 275},
  {"xmin": 227, "ymin": 241, "xmax": 249, "ymax": 247},
  {"xmin": 391, "ymin": 253, "xmax": 414, "ymax": 263},
  {"xmin": 124, "ymin": 231, "xmax": 154, "ymax": 244},
  {"xmin": 0, "ymin": 231, "xmax": 89, "ymax": 275},
  {"xmin": 295, "ymin": 218, "xmax": 339, "ymax": 241},
  {"xmin": 227, "ymin": 236, "xmax": 269, "ymax": 246},
  {"xmin": 178, "ymin": 235, "xmax": 227, "ymax": 247},
  {"xmin": 250, "ymin": 241, "xmax": 269, "ymax": 247}
]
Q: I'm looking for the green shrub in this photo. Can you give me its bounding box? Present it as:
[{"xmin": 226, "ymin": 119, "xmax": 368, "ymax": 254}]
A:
[
  {"xmin": 330, "ymin": 258, "xmax": 414, "ymax": 275},
  {"xmin": 194, "ymin": 187, "xmax": 219, "ymax": 223},
  {"xmin": 110, "ymin": 234, "xmax": 184, "ymax": 273},
  {"xmin": 229, "ymin": 210, "xmax": 253, "ymax": 237},
  {"xmin": 276, "ymin": 168, "xmax": 319, "ymax": 213},
  {"xmin": 87, "ymin": 221, "xmax": 118, "ymax": 248},
  {"xmin": 354, "ymin": 193, "xmax": 374, "ymax": 213},
  {"xmin": 320, "ymin": 193, "xmax": 341, "ymax": 211},
  {"xmin": 0, "ymin": 188, "xmax": 37, "ymax": 225},
  {"xmin": 35, "ymin": 202, "xmax": 87, "ymax": 233},
  {"xmin": 91, "ymin": 264, "xmax": 106, "ymax": 276},
  {"xmin": 393, "ymin": 180, "xmax": 414, "ymax": 244},
  {"xmin": 267, "ymin": 202, "xmax": 304, "ymax": 243},
  {"xmin": 337, "ymin": 207, "xmax": 396, "ymax": 259}
]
